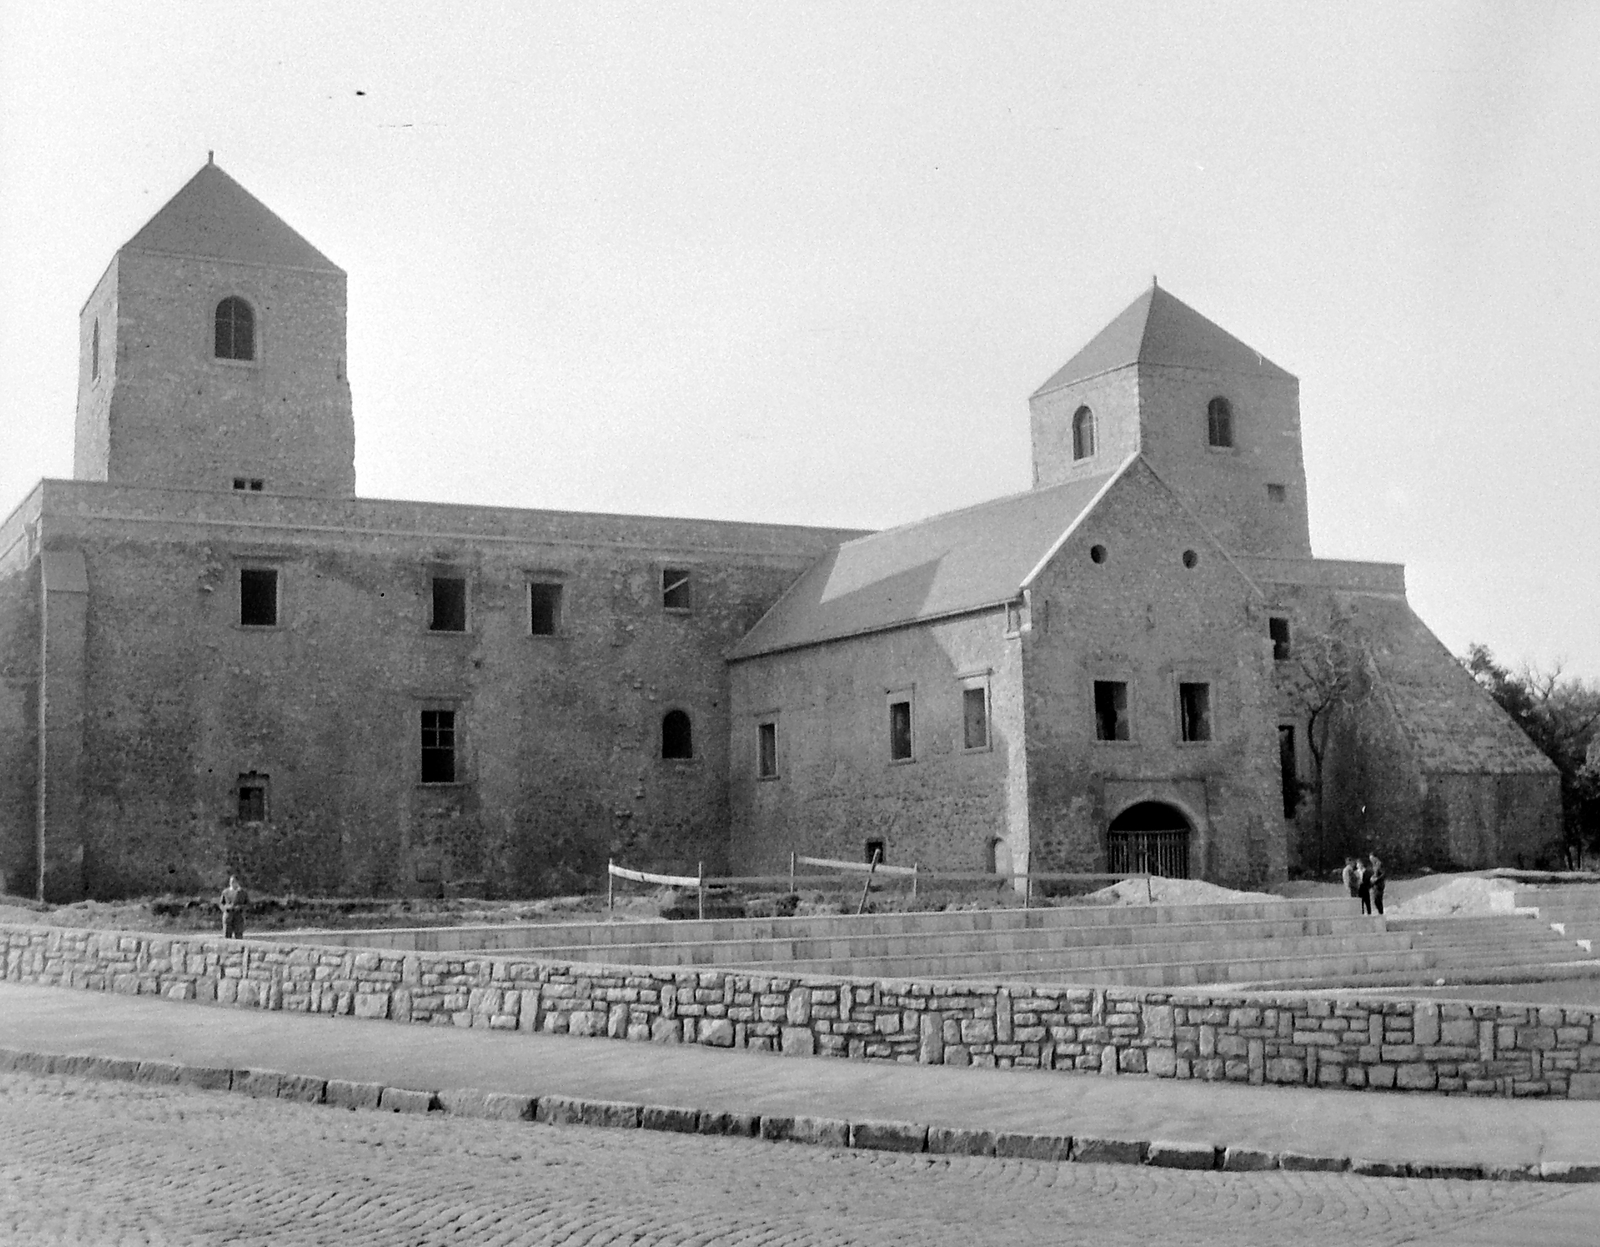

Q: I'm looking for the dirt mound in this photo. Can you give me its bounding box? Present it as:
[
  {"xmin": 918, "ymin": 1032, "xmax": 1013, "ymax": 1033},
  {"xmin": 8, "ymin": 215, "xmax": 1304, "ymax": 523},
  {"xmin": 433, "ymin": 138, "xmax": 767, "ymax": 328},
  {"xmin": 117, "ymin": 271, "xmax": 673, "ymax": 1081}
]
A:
[
  {"xmin": 1392, "ymin": 876, "xmax": 1518, "ymax": 917},
  {"xmin": 1083, "ymin": 877, "xmax": 1278, "ymax": 906}
]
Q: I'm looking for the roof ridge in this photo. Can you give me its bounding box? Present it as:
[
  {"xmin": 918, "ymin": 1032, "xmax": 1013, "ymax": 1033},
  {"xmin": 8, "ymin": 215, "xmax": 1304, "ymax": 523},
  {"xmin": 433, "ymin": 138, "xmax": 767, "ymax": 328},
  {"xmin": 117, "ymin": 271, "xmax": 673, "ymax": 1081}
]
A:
[{"xmin": 834, "ymin": 470, "xmax": 1115, "ymax": 552}]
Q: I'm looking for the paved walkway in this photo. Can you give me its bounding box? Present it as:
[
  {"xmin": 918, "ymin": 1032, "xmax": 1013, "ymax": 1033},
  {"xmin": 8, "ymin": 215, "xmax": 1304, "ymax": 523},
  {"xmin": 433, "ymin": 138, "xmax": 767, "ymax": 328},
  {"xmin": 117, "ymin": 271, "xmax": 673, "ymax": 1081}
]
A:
[{"xmin": 2, "ymin": 981, "xmax": 1597, "ymax": 1177}]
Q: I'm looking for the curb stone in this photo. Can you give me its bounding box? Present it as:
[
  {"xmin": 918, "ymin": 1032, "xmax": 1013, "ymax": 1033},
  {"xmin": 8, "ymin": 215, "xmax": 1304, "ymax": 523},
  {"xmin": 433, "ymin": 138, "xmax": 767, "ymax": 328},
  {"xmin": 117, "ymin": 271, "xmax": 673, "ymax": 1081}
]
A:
[{"xmin": 2, "ymin": 1043, "xmax": 1596, "ymax": 1184}]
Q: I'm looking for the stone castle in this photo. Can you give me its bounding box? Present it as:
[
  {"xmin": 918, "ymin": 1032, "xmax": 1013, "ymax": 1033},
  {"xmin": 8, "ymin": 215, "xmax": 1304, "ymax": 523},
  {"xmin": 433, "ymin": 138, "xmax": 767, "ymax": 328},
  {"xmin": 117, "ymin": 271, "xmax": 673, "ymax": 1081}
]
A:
[{"xmin": 0, "ymin": 161, "xmax": 1560, "ymax": 901}]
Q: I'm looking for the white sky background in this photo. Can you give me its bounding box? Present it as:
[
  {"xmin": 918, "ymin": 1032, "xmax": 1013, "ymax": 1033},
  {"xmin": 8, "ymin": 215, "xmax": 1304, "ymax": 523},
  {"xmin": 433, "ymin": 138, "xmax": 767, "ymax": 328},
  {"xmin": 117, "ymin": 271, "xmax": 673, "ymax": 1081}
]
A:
[{"xmin": 2, "ymin": 1, "xmax": 1596, "ymax": 678}]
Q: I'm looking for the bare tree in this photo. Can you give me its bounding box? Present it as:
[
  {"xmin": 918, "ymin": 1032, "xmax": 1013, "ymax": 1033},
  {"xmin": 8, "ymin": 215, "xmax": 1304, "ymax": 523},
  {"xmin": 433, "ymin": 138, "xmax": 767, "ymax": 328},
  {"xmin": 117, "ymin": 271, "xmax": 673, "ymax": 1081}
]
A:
[{"xmin": 1291, "ymin": 619, "xmax": 1359, "ymax": 875}]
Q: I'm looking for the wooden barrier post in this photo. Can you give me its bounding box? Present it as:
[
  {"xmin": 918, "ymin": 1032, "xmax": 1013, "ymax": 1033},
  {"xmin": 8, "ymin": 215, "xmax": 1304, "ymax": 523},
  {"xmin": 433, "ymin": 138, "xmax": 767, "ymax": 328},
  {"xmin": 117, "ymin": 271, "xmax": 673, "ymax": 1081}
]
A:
[
  {"xmin": 911, "ymin": 863, "xmax": 918, "ymax": 904},
  {"xmin": 857, "ymin": 848, "xmax": 881, "ymax": 916},
  {"xmin": 789, "ymin": 851, "xmax": 796, "ymax": 896},
  {"xmin": 607, "ymin": 858, "xmax": 614, "ymax": 913},
  {"xmin": 697, "ymin": 861, "xmax": 705, "ymax": 922},
  {"xmin": 1023, "ymin": 871, "xmax": 1031, "ymax": 910}
]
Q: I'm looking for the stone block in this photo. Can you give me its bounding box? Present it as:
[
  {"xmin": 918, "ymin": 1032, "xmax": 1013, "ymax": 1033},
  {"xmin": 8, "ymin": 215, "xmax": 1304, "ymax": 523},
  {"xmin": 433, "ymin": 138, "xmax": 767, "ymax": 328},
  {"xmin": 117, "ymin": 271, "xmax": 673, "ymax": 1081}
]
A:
[
  {"xmin": 325, "ymin": 1079, "xmax": 384, "ymax": 1110},
  {"xmin": 790, "ymin": 1116, "xmax": 850, "ymax": 1148},
  {"xmin": 1221, "ymin": 1147, "xmax": 1278, "ymax": 1172},
  {"xmin": 353, "ymin": 992, "xmax": 388, "ymax": 1020},
  {"xmin": 134, "ymin": 1060, "xmax": 183, "ymax": 1086},
  {"xmin": 1265, "ymin": 1058, "xmax": 1305, "ymax": 1084},
  {"xmin": 698, "ymin": 1018, "xmax": 735, "ymax": 1048},
  {"xmin": 1567, "ymin": 1072, "xmax": 1600, "ymax": 1100},
  {"xmin": 1350, "ymin": 1158, "xmax": 1408, "ymax": 1178},
  {"xmin": 277, "ymin": 1073, "xmax": 327, "ymax": 1104},
  {"xmin": 1408, "ymin": 1161, "xmax": 1485, "ymax": 1180},
  {"xmin": 786, "ymin": 988, "xmax": 810, "ymax": 1026},
  {"xmin": 233, "ymin": 1068, "xmax": 284, "ymax": 1098},
  {"xmin": 926, "ymin": 1126, "xmax": 996, "ymax": 1156},
  {"xmin": 781, "ymin": 1026, "xmax": 815, "ymax": 1057},
  {"xmin": 568, "ymin": 1010, "xmax": 605, "ymax": 1038},
  {"xmin": 1146, "ymin": 1140, "xmax": 1217, "ymax": 1170},
  {"xmin": 1146, "ymin": 1048, "xmax": 1178, "ymax": 1078},
  {"xmin": 850, "ymin": 1120, "xmax": 927, "ymax": 1153},
  {"xmin": 579, "ymin": 1099, "xmax": 642, "ymax": 1130},
  {"xmin": 1413, "ymin": 1004, "xmax": 1440, "ymax": 1047},
  {"xmin": 1279, "ymin": 1151, "xmax": 1349, "ymax": 1172},
  {"xmin": 1395, "ymin": 1063, "xmax": 1437, "ymax": 1091},
  {"xmin": 1071, "ymin": 1137, "xmax": 1145, "ymax": 1165},
  {"xmin": 437, "ymin": 1089, "xmax": 536, "ymax": 1121},
  {"xmin": 641, "ymin": 1104, "xmax": 699, "ymax": 1133},
  {"xmin": 378, "ymin": 1086, "xmax": 437, "ymax": 1114},
  {"xmin": 995, "ymin": 1132, "xmax": 1072, "ymax": 1162},
  {"xmin": 698, "ymin": 1110, "xmax": 760, "ymax": 1137}
]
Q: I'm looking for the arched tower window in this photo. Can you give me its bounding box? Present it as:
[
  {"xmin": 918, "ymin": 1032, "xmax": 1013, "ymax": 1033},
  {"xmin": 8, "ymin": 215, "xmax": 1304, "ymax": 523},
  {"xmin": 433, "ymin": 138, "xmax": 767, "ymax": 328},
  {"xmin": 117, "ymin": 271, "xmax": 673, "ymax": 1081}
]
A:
[
  {"xmin": 215, "ymin": 296, "xmax": 255, "ymax": 361},
  {"xmin": 1206, "ymin": 396, "xmax": 1233, "ymax": 448},
  {"xmin": 91, "ymin": 318, "xmax": 101, "ymax": 380},
  {"xmin": 1071, "ymin": 405, "xmax": 1096, "ymax": 460},
  {"xmin": 661, "ymin": 709, "xmax": 693, "ymax": 759}
]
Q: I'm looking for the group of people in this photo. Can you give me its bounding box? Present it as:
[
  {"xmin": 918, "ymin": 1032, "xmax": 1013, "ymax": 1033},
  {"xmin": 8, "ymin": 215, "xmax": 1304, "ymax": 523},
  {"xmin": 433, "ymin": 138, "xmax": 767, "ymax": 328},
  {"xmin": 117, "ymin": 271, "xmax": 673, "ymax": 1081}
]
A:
[{"xmin": 1341, "ymin": 854, "xmax": 1385, "ymax": 915}]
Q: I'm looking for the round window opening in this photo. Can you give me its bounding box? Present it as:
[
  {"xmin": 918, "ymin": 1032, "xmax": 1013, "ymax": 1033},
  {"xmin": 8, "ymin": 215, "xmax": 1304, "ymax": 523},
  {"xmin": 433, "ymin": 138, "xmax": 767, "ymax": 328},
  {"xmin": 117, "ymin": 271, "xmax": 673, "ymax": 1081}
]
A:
[
  {"xmin": 1090, "ymin": 544, "xmax": 1107, "ymax": 565},
  {"xmin": 1182, "ymin": 549, "xmax": 1199, "ymax": 569}
]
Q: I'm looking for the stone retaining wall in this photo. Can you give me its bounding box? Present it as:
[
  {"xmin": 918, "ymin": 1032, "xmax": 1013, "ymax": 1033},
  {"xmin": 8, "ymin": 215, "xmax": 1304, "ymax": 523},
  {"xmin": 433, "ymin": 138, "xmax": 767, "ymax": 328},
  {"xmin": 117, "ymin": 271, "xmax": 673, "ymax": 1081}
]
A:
[{"xmin": 4, "ymin": 921, "xmax": 1597, "ymax": 1100}]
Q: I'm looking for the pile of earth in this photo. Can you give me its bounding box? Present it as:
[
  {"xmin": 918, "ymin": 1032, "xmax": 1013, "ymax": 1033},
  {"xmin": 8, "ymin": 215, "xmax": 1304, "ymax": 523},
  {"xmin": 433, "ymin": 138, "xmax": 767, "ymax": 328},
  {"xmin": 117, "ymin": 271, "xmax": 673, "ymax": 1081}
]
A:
[{"xmin": 1082, "ymin": 877, "xmax": 1277, "ymax": 906}]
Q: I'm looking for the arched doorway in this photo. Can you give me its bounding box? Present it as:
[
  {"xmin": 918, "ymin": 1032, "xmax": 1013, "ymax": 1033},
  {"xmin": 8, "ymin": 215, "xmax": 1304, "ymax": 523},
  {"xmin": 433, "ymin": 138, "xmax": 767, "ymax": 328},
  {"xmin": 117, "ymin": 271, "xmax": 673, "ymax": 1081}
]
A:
[{"xmin": 1107, "ymin": 801, "xmax": 1192, "ymax": 879}]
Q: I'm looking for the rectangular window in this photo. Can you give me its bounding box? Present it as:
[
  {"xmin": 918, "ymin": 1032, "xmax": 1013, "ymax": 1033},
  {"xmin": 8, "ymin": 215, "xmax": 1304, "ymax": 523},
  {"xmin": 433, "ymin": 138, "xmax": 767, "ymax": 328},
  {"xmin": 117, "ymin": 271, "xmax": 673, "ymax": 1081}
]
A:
[
  {"xmin": 529, "ymin": 582, "xmax": 562, "ymax": 635},
  {"xmin": 1266, "ymin": 483, "xmax": 1287, "ymax": 503},
  {"xmin": 888, "ymin": 698, "xmax": 913, "ymax": 761},
  {"xmin": 1094, "ymin": 680, "xmax": 1129, "ymax": 741},
  {"xmin": 421, "ymin": 709, "xmax": 456, "ymax": 784},
  {"xmin": 1179, "ymin": 682, "xmax": 1212, "ymax": 742},
  {"xmin": 962, "ymin": 685, "xmax": 989, "ymax": 750},
  {"xmin": 239, "ymin": 568, "xmax": 278, "ymax": 627},
  {"xmin": 1269, "ymin": 616, "xmax": 1292, "ymax": 661},
  {"xmin": 757, "ymin": 721, "xmax": 777, "ymax": 779},
  {"xmin": 662, "ymin": 567, "xmax": 692, "ymax": 611},
  {"xmin": 1005, "ymin": 601, "xmax": 1024, "ymax": 635},
  {"xmin": 430, "ymin": 576, "xmax": 467, "ymax": 632},
  {"xmin": 237, "ymin": 773, "xmax": 268, "ymax": 823},
  {"xmin": 231, "ymin": 478, "xmax": 264, "ymax": 492},
  {"xmin": 1278, "ymin": 725, "xmax": 1299, "ymax": 818}
]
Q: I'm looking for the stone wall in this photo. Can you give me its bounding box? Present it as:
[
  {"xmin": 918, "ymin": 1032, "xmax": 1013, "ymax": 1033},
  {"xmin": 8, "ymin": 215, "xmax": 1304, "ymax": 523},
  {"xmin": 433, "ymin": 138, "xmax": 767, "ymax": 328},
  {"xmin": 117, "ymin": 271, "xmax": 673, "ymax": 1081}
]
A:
[
  {"xmin": 3, "ymin": 482, "xmax": 862, "ymax": 900},
  {"xmin": 5, "ymin": 921, "xmax": 1596, "ymax": 1100}
]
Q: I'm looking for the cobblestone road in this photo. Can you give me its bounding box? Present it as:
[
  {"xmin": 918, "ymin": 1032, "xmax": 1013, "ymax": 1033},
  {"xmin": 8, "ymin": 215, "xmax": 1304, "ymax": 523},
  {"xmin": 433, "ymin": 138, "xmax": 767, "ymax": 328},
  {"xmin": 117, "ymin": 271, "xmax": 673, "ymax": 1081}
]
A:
[{"xmin": 0, "ymin": 1072, "xmax": 1591, "ymax": 1246}]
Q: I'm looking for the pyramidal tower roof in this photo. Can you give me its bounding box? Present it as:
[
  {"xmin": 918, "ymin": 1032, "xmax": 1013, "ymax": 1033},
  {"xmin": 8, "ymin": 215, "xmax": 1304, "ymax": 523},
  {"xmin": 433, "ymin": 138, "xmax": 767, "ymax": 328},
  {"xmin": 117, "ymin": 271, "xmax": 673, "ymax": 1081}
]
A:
[
  {"xmin": 122, "ymin": 158, "xmax": 341, "ymax": 273},
  {"xmin": 1032, "ymin": 284, "xmax": 1293, "ymax": 397}
]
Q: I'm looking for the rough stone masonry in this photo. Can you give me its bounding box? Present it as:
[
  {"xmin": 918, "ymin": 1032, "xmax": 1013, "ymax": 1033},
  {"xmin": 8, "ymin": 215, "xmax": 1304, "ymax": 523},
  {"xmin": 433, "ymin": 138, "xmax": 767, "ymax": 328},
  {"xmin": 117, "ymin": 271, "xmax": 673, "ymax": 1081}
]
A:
[{"xmin": 4, "ymin": 921, "xmax": 1597, "ymax": 1101}]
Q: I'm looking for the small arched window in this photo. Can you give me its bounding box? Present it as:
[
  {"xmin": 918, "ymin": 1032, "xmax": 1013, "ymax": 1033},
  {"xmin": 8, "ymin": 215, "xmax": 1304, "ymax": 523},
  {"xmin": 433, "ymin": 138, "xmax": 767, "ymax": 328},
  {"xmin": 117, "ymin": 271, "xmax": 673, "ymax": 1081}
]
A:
[
  {"xmin": 1072, "ymin": 405, "xmax": 1096, "ymax": 461},
  {"xmin": 91, "ymin": 318, "xmax": 101, "ymax": 380},
  {"xmin": 661, "ymin": 709, "xmax": 693, "ymax": 759},
  {"xmin": 215, "ymin": 296, "xmax": 255, "ymax": 361},
  {"xmin": 1207, "ymin": 396, "xmax": 1233, "ymax": 448}
]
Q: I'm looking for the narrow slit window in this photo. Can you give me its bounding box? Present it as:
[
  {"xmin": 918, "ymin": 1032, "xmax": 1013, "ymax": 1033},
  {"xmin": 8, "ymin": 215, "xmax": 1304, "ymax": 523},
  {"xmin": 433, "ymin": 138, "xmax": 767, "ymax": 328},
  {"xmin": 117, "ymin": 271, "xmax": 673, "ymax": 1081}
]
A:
[
  {"xmin": 1179, "ymin": 682, "xmax": 1212, "ymax": 742},
  {"xmin": 1207, "ymin": 396, "xmax": 1233, "ymax": 448},
  {"xmin": 421, "ymin": 710, "xmax": 456, "ymax": 784},
  {"xmin": 1072, "ymin": 405, "xmax": 1096, "ymax": 460},
  {"xmin": 888, "ymin": 699, "xmax": 913, "ymax": 761},
  {"xmin": 962, "ymin": 686, "xmax": 989, "ymax": 750},
  {"xmin": 1269, "ymin": 616, "xmax": 1292, "ymax": 662},
  {"xmin": 215, "ymin": 296, "xmax": 255, "ymax": 361},
  {"xmin": 1094, "ymin": 681, "xmax": 1129, "ymax": 742},
  {"xmin": 662, "ymin": 709, "xmax": 693, "ymax": 759},
  {"xmin": 529, "ymin": 582, "xmax": 562, "ymax": 635},
  {"xmin": 237, "ymin": 773, "xmax": 268, "ymax": 823},
  {"xmin": 91, "ymin": 318, "xmax": 100, "ymax": 380},
  {"xmin": 239, "ymin": 568, "xmax": 278, "ymax": 627},
  {"xmin": 662, "ymin": 568, "xmax": 692, "ymax": 611},
  {"xmin": 1266, "ymin": 483, "xmax": 1287, "ymax": 503},
  {"xmin": 757, "ymin": 721, "xmax": 777, "ymax": 778},
  {"xmin": 431, "ymin": 576, "xmax": 467, "ymax": 632},
  {"xmin": 1278, "ymin": 725, "xmax": 1299, "ymax": 818}
]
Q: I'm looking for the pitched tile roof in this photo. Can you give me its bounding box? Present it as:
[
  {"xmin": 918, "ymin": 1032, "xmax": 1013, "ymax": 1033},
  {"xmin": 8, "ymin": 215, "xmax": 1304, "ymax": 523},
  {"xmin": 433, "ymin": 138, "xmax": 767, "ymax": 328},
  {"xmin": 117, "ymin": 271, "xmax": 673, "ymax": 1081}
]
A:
[
  {"xmin": 729, "ymin": 461, "xmax": 1130, "ymax": 659},
  {"xmin": 123, "ymin": 161, "xmax": 341, "ymax": 273},
  {"xmin": 1032, "ymin": 285, "xmax": 1294, "ymax": 398},
  {"xmin": 1350, "ymin": 596, "xmax": 1556, "ymax": 775}
]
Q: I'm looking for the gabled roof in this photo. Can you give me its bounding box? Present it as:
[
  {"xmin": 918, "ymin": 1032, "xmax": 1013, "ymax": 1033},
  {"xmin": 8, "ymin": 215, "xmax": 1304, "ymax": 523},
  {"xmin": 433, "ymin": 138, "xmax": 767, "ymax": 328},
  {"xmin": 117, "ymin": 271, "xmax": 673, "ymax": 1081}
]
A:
[
  {"xmin": 729, "ymin": 461, "xmax": 1131, "ymax": 660},
  {"xmin": 122, "ymin": 160, "xmax": 341, "ymax": 273},
  {"xmin": 1032, "ymin": 285, "xmax": 1294, "ymax": 397}
]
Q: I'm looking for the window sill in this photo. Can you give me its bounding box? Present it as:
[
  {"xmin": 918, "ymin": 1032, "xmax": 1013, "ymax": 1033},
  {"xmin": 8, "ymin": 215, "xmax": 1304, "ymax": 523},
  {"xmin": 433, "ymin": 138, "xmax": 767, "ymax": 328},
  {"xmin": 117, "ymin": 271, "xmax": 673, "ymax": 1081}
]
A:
[
  {"xmin": 236, "ymin": 623, "xmax": 282, "ymax": 632},
  {"xmin": 662, "ymin": 607, "xmax": 693, "ymax": 617},
  {"xmin": 1177, "ymin": 740, "xmax": 1215, "ymax": 748},
  {"xmin": 1093, "ymin": 738, "xmax": 1137, "ymax": 746},
  {"xmin": 888, "ymin": 756, "xmax": 917, "ymax": 766},
  {"xmin": 425, "ymin": 629, "xmax": 475, "ymax": 637},
  {"xmin": 214, "ymin": 356, "xmax": 260, "ymax": 370},
  {"xmin": 1205, "ymin": 444, "xmax": 1238, "ymax": 455},
  {"xmin": 757, "ymin": 773, "xmax": 781, "ymax": 783},
  {"xmin": 417, "ymin": 781, "xmax": 467, "ymax": 789}
]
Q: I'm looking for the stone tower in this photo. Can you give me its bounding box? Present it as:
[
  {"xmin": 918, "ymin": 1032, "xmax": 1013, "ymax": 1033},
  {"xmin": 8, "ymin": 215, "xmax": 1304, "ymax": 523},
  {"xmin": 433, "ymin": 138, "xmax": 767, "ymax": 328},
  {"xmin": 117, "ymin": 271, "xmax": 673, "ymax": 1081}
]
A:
[
  {"xmin": 74, "ymin": 158, "xmax": 356, "ymax": 496},
  {"xmin": 1028, "ymin": 285, "xmax": 1310, "ymax": 557}
]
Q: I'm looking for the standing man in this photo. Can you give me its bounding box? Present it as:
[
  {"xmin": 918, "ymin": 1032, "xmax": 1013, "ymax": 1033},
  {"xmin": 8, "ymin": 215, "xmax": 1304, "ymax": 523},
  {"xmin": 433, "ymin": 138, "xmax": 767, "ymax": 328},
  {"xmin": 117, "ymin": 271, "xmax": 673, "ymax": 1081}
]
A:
[
  {"xmin": 220, "ymin": 875, "xmax": 249, "ymax": 940},
  {"xmin": 1367, "ymin": 854, "xmax": 1386, "ymax": 916},
  {"xmin": 1356, "ymin": 858, "xmax": 1372, "ymax": 916},
  {"xmin": 1340, "ymin": 857, "xmax": 1358, "ymax": 899}
]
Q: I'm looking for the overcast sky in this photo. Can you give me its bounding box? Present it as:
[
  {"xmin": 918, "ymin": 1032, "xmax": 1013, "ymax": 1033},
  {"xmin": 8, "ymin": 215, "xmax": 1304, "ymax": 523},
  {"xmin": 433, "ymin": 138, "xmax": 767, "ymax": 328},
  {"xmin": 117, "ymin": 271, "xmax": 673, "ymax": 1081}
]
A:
[{"xmin": 2, "ymin": 2, "xmax": 1596, "ymax": 678}]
